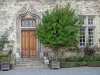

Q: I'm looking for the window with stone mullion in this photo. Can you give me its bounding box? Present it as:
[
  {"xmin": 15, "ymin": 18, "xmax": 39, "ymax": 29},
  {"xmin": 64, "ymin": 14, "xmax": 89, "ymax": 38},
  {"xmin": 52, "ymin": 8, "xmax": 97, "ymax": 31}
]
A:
[
  {"xmin": 88, "ymin": 17, "xmax": 94, "ymax": 25},
  {"xmin": 79, "ymin": 27, "xmax": 86, "ymax": 47},
  {"xmin": 21, "ymin": 19, "xmax": 36, "ymax": 27},
  {"xmin": 88, "ymin": 28, "xmax": 94, "ymax": 47},
  {"xmin": 79, "ymin": 16, "xmax": 86, "ymax": 25}
]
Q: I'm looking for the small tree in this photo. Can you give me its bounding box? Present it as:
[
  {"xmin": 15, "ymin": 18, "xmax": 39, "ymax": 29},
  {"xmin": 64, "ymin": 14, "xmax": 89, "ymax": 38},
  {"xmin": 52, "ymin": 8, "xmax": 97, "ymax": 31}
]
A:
[
  {"xmin": 0, "ymin": 30, "xmax": 10, "ymax": 51},
  {"xmin": 0, "ymin": 26, "xmax": 14, "ymax": 52},
  {"xmin": 36, "ymin": 3, "xmax": 82, "ymax": 61}
]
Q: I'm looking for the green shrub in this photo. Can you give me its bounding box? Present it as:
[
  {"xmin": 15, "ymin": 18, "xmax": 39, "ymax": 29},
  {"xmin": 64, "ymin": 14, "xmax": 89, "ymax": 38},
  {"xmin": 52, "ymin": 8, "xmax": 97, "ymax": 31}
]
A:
[
  {"xmin": 84, "ymin": 43, "xmax": 95, "ymax": 56},
  {"xmin": 60, "ymin": 61, "xmax": 100, "ymax": 68},
  {"xmin": 87, "ymin": 61, "xmax": 100, "ymax": 67},
  {"xmin": 59, "ymin": 58, "xmax": 65, "ymax": 62},
  {"xmin": 83, "ymin": 55, "xmax": 100, "ymax": 62},
  {"xmin": 74, "ymin": 62, "xmax": 88, "ymax": 66},
  {"xmin": 0, "ymin": 51, "xmax": 11, "ymax": 63},
  {"xmin": 10, "ymin": 63, "xmax": 13, "ymax": 69},
  {"xmin": 65, "ymin": 57, "xmax": 77, "ymax": 62},
  {"xmin": 76, "ymin": 56, "xmax": 84, "ymax": 62},
  {"xmin": 84, "ymin": 55, "xmax": 94, "ymax": 62},
  {"xmin": 60, "ymin": 55, "xmax": 100, "ymax": 68},
  {"xmin": 60, "ymin": 62, "xmax": 87, "ymax": 68},
  {"xmin": 64, "ymin": 56, "xmax": 84, "ymax": 62},
  {"xmin": 60, "ymin": 62, "xmax": 77, "ymax": 68},
  {"xmin": 0, "ymin": 56, "xmax": 11, "ymax": 63},
  {"xmin": 62, "ymin": 55, "xmax": 100, "ymax": 62},
  {"xmin": 0, "ymin": 30, "xmax": 10, "ymax": 51},
  {"xmin": 0, "ymin": 51, "xmax": 9, "ymax": 57},
  {"xmin": 94, "ymin": 56, "xmax": 100, "ymax": 61}
]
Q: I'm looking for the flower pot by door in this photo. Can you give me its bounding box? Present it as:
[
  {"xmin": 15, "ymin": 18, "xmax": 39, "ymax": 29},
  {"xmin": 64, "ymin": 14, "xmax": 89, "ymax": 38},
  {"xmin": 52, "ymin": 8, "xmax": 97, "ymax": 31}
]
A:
[
  {"xmin": 1, "ymin": 62, "xmax": 10, "ymax": 71},
  {"xmin": 49, "ymin": 61, "xmax": 60, "ymax": 69}
]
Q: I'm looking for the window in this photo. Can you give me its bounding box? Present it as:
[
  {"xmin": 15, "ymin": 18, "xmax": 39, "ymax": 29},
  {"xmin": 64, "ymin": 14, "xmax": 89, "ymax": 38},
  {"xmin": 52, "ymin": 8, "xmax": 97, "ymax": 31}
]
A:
[
  {"xmin": 21, "ymin": 19, "xmax": 36, "ymax": 27},
  {"xmin": 79, "ymin": 16, "xmax": 95, "ymax": 48},
  {"xmin": 88, "ymin": 28, "xmax": 94, "ymax": 47},
  {"xmin": 80, "ymin": 16, "xmax": 85, "ymax": 25},
  {"xmin": 88, "ymin": 17, "xmax": 94, "ymax": 25},
  {"xmin": 79, "ymin": 28, "xmax": 86, "ymax": 46}
]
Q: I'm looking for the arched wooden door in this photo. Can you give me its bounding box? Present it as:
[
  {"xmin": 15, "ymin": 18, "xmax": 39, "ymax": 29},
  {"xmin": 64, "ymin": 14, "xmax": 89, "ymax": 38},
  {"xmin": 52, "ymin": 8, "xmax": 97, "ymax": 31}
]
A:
[{"xmin": 21, "ymin": 19, "xmax": 36, "ymax": 57}]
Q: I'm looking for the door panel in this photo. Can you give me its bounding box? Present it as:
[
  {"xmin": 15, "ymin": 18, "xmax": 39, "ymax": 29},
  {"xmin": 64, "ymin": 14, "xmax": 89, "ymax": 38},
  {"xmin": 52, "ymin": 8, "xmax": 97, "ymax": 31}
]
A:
[
  {"xmin": 21, "ymin": 30, "xmax": 36, "ymax": 57},
  {"xmin": 29, "ymin": 31, "xmax": 36, "ymax": 56}
]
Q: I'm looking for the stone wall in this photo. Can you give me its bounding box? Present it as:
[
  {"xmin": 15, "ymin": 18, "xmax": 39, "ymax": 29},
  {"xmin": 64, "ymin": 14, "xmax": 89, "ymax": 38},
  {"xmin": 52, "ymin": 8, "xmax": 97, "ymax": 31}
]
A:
[{"xmin": 0, "ymin": 0, "xmax": 100, "ymax": 58}]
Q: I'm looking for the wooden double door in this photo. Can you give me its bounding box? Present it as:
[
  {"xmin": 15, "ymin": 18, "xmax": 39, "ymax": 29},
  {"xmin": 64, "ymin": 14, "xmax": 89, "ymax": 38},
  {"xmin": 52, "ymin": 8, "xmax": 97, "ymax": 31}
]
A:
[{"xmin": 21, "ymin": 30, "xmax": 36, "ymax": 57}]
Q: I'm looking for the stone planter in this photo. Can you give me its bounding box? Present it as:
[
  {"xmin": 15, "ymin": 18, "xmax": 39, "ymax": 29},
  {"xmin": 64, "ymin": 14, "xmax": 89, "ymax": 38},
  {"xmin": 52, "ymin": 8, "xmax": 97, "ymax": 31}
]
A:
[
  {"xmin": 49, "ymin": 61, "xmax": 60, "ymax": 69},
  {"xmin": 1, "ymin": 62, "xmax": 10, "ymax": 71}
]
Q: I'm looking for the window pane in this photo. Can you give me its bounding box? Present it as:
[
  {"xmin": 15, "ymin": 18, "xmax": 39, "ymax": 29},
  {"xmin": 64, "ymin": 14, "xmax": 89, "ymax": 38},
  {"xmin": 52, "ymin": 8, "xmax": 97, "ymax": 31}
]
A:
[
  {"xmin": 80, "ymin": 39, "xmax": 82, "ymax": 42},
  {"xmin": 92, "ymin": 43, "xmax": 94, "ymax": 45},
  {"xmin": 88, "ymin": 28, "xmax": 94, "ymax": 47},
  {"xmin": 88, "ymin": 22, "xmax": 91, "ymax": 25},
  {"xmin": 30, "ymin": 20, "xmax": 33, "ymax": 27},
  {"xmin": 83, "ymin": 36, "xmax": 85, "ymax": 38},
  {"xmin": 79, "ymin": 16, "xmax": 86, "ymax": 25},
  {"xmin": 83, "ymin": 39, "xmax": 85, "ymax": 42},
  {"xmin": 22, "ymin": 20, "xmax": 25, "ymax": 27},
  {"xmin": 21, "ymin": 19, "xmax": 36, "ymax": 27},
  {"xmin": 91, "ymin": 39, "xmax": 94, "ymax": 42},
  {"xmin": 89, "ymin": 39, "xmax": 91, "ymax": 42},
  {"xmin": 79, "ymin": 27, "xmax": 86, "ymax": 47},
  {"xmin": 33, "ymin": 20, "xmax": 36, "ymax": 27},
  {"xmin": 29, "ymin": 20, "xmax": 36, "ymax": 27},
  {"xmin": 25, "ymin": 20, "xmax": 28, "ymax": 27},
  {"xmin": 83, "ymin": 43, "xmax": 85, "ymax": 46},
  {"xmin": 88, "ymin": 17, "xmax": 94, "ymax": 25},
  {"xmin": 80, "ymin": 43, "xmax": 82, "ymax": 46}
]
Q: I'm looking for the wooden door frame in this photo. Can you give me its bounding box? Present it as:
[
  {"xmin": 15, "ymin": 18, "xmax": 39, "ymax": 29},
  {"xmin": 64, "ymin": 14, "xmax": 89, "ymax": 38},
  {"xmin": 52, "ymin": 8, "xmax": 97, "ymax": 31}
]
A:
[
  {"xmin": 21, "ymin": 29, "xmax": 36, "ymax": 57},
  {"xmin": 20, "ymin": 18, "xmax": 37, "ymax": 58}
]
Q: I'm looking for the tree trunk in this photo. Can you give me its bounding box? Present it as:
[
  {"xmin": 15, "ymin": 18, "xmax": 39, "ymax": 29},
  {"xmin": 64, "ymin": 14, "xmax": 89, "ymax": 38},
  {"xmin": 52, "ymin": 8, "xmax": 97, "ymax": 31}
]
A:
[
  {"xmin": 54, "ymin": 48, "xmax": 59, "ymax": 61},
  {"xmin": 55, "ymin": 52, "xmax": 58, "ymax": 61}
]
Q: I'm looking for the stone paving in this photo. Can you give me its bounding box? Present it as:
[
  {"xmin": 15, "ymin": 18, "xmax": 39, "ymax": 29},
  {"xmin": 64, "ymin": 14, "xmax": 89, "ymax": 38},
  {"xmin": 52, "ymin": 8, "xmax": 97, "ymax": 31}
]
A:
[{"xmin": 0, "ymin": 67, "xmax": 100, "ymax": 75}]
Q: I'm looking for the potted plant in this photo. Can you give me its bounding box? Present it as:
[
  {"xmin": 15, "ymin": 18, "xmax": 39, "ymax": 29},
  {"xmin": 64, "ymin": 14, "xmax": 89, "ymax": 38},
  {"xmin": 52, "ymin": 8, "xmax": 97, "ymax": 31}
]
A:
[
  {"xmin": 0, "ymin": 27, "xmax": 13, "ymax": 71},
  {"xmin": 1, "ymin": 62, "xmax": 10, "ymax": 71},
  {"xmin": 35, "ymin": 3, "xmax": 81, "ymax": 69}
]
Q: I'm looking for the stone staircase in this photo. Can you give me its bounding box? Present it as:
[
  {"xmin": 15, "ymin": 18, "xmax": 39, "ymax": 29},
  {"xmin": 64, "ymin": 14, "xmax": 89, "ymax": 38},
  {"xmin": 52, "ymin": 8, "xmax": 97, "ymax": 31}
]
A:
[{"xmin": 15, "ymin": 57, "xmax": 48, "ymax": 69}]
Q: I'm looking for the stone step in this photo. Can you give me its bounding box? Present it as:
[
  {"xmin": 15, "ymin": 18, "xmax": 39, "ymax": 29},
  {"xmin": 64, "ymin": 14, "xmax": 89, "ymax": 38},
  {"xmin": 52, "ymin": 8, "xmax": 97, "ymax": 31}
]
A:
[
  {"xmin": 15, "ymin": 64, "xmax": 48, "ymax": 69},
  {"xmin": 15, "ymin": 62, "xmax": 47, "ymax": 65},
  {"xmin": 17, "ymin": 60, "xmax": 43, "ymax": 62},
  {"xmin": 17, "ymin": 58, "xmax": 43, "ymax": 62},
  {"xmin": 15, "ymin": 66, "xmax": 48, "ymax": 69},
  {"xmin": 19, "ymin": 57, "xmax": 41, "ymax": 60},
  {"xmin": 16, "ymin": 64, "xmax": 47, "ymax": 66},
  {"xmin": 17, "ymin": 60, "xmax": 43, "ymax": 64},
  {"xmin": 16, "ymin": 64, "xmax": 45, "ymax": 67},
  {"xmin": 15, "ymin": 57, "xmax": 48, "ymax": 69},
  {"xmin": 17, "ymin": 61, "xmax": 43, "ymax": 63}
]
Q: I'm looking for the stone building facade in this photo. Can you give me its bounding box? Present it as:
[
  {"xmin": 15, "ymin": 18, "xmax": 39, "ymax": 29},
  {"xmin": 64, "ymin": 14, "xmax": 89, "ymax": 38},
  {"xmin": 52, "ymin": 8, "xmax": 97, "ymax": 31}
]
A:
[{"xmin": 0, "ymin": 0, "xmax": 100, "ymax": 59}]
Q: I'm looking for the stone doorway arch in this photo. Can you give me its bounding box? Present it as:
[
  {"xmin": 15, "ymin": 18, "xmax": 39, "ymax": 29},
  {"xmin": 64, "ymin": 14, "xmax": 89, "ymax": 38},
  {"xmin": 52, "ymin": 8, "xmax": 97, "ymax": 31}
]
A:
[{"xmin": 16, "ymin": 7, "xmax": 41, "ymax": 57}]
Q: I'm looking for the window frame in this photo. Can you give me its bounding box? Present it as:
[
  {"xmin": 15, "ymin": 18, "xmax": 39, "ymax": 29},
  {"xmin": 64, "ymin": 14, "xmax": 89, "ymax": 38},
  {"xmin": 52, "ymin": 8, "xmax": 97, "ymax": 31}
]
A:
[
  {"xmin": 88, "ymin": 17, "xmax": 94, "ymax": 25},
  {"xmin": 21, "ymin": 18, "xmax": 36, "ymax": 28},
  {"xmin": 79, "ymin": 27, "xmax": 86, "ymax": 47},
  {"xmin": 80, "ymin": 16, "xmax": 86, "ymax": 25},
  {"xmin": 88, "ymin": 27, "xmax": 94, "ymax": 47}
]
